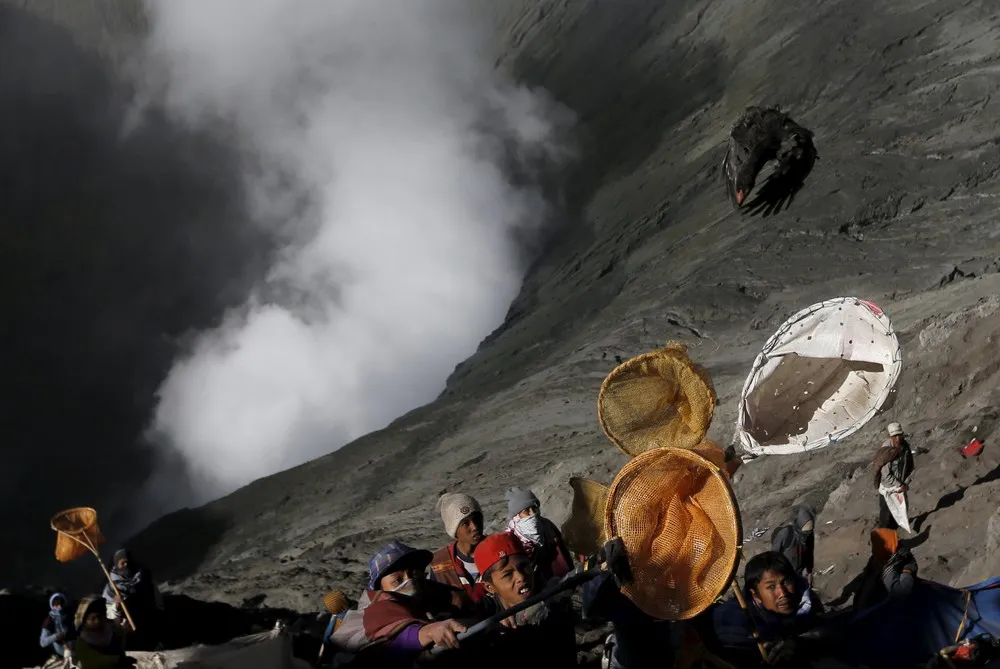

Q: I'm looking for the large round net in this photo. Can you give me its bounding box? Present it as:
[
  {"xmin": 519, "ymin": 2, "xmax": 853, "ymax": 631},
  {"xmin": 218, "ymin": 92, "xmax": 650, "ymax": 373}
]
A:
[
  {"xmin": 51, "ymin": 507, "xmax": 104, "ymax": 562},
  {"xmin": 598, "ymin": 344, "xmax": 717, "ymax": 456},
  {"xmin": 605, "ymin": 447, "xmax": 740, "ymax": 620}
]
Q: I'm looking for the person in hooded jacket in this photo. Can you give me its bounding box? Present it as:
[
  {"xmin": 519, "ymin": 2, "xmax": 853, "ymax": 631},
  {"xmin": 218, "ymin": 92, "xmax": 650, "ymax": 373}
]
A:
[
  {"xmin": 505, "ymin": 487, "xmax": 574, "ymax": 583},
  {"xmin": 40, "ymin": 592, "xmax": 75, "ymax": 661},
  {"xmin": 770, "ymin": 505, "xmax": 816, "ymax": 586}
]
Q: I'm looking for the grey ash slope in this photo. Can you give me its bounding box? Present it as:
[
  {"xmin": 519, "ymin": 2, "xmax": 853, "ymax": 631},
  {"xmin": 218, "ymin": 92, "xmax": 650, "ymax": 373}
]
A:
[{"xmin": 29, "ymin": 0, "xmax": 1000, "ymax": 611}]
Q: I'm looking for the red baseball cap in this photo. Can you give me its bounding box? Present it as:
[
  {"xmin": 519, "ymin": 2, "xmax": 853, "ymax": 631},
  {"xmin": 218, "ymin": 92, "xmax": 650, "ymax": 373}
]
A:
[{"xmin": 474, "ymin": 532, "xmax": 526, "ymax": 576}]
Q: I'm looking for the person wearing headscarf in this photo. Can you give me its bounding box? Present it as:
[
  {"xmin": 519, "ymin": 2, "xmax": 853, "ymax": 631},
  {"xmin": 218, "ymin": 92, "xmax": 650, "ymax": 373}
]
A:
[
  {"xmin": 429, "ymin": 493, "xmax": 487, "ymax": 601},
  {"xmin": 101, "ymin": 548, "xmax": 163, "ymax": 650},
  {"xmin": 770, "ymin": 505, "xmax": 816, "ymax": 585},
  {"xmin": 505, "ymin": 487, "xmax": 574, "ymax": 583},
  {"xmin": 39, "ymin": 592, "xmax": 75, "ymax": 660},
  {"xmin": 74, "ymin": 596, "xmax": 135, "ymax": 669}
]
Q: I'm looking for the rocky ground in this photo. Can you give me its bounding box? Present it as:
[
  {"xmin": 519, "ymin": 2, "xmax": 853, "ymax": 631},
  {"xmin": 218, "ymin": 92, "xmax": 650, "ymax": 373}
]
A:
[{"xmin": 8, "ymin": 0, "xmax": 1000, "ymax": 649}]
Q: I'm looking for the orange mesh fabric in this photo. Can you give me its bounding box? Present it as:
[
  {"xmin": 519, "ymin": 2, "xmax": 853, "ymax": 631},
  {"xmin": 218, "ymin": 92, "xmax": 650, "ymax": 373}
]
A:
[
  {"xmin": 605, "ymin": 447, "xmax": 740, "ymax": 620},
  {"xmin": 51, "ymin": 507, "xmax": 104, "ymax": 562},
  {"xmin": 598, "ymin": 344, "xmax": 717, "ymax": 457},
  {"xmin": 323, "ymin": 591, "xmax": 349, "ymax": 615},
  {"xmin": 560, "ymin": 477, "xmax": 611, "ymax": 557}
]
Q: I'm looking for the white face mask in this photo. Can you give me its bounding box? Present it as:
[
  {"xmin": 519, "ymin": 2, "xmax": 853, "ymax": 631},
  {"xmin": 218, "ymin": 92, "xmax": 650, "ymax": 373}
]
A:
[
  {"xmin": 515, "ymin": 514, "xmax": 542, "ymax": 544},
  {"xmin": 389, "ymin": 578, "xmax": 418, "ymax": 597}
]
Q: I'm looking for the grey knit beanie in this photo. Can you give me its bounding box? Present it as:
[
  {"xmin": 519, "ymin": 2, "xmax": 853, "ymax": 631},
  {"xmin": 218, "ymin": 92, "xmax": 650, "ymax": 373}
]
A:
[{"xmin": 506, "ymin": 487, "xmax": 540, "ymax": 519}]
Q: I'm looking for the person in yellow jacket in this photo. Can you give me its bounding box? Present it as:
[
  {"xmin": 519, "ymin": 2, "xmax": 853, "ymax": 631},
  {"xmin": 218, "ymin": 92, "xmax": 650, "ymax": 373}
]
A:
[{"xmin": 73, "ymin": 597, "xmax": 135, "ymax": 669}]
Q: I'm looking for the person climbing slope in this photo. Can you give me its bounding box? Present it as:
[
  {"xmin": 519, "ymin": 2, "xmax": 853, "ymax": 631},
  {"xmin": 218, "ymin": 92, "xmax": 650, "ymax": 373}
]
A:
[
  {"xmin": 770, "ymin": 505, "xmax": 816, "ymax": 586},
  {"xmin": 505, "ymin": 487, "xmax": 574, "ymax": 582},
  {"xmin": 874, "ymin": 423, "xmax": 915, "ymax": 532},
  {"xmin": 358, "ymin": 540, "xmax": 474, "ymax": 666},
  {"xmin": 853, "ymin": 528, "xmax": 918, "ymax": 611},
  {"xmin": 101, "ymin": 548, "xmax": 163, "ymax": 650},
  {"xmin": 711, "ymin": 551, "xmax": 824, "ymax": 667},
  {"xmin": 430, "ymin": 493, "xmax": 487, "ymax": 601},
  {"xmin": 473, "ymin": 531, "xmax": 578, "ymax": 666}
]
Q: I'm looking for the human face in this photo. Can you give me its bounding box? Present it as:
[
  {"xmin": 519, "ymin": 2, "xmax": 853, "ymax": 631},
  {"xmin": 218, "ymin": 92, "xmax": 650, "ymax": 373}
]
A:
[
  {"xmin": 484, "ymin": 555, "xmax": 534, "ymax": 607},
  {"xmin": 456, "ymin": 512, "xmax": 484, "ymax": 552},
  {"xmin": 379, "ymin": 564, "xmax": 427, "ymax": 592},
  {"xmin": 890, "ymin": 434, "xmax": 902, "ymax": 448},
  {"xmin": 751, "ymin": 569, "xmax": 797, "ymax": 615},
  {"xmin": 51, "ymin": 598, "xmax": 64, "ymax": 611},
  {"xmin": 84, "ymin": 612, "xmax": 104, "ymax": 630},
  {"xmin": 517, "ymin": 506, "xmax": 539, "ymax": 520},
  {"xmin": 117, "ymin": 558, "xmax": 129, "ymax": 572}
]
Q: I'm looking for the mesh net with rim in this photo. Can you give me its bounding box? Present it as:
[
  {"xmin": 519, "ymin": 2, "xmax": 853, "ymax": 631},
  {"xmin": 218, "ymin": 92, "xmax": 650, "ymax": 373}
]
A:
[
  {"xmin": 51, "ymin": 507, "xmax": 104, "ymax": 562},
  {"xmin": 598, "ymin": 343, "xmax": 717, "ymax": 457},
  {"xmin": 604, "ymin": 446, "xmax": 740, "ymax": 620}
]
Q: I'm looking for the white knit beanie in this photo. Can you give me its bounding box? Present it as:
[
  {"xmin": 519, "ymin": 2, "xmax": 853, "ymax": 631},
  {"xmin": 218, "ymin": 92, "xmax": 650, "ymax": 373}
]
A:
[{"xmin": 437, "ymin": 493, "xmax": 481, "ymax": 538}]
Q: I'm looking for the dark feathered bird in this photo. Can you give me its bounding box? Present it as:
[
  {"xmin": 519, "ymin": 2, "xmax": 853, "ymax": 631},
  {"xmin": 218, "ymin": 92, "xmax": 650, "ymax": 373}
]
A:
[{"xmin": 723, "ymin": 106, "xmax": 817, "ymax": 209}]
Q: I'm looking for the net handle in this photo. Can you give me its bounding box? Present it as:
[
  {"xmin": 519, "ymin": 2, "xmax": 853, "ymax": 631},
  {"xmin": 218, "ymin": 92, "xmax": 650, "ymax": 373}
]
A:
[
  {"xmin": 54, "ymin": 526, "xmax": 137, "ymax": 633},
  {"xmin": 428, "ymin": 567, "xmax": 603, "ymax": 656},
  {"xmin": 731, "ymin": 550, "xmax": 768, "ymax": 661}
]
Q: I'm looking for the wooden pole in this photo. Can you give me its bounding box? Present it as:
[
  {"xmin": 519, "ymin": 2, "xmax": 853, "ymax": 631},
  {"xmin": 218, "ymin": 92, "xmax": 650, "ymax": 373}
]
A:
[
  {"xmin": 730, "ymin": 581, "xmax": 769, "ymax": 661},
  {"xmin": 59, "ymin": 530, "xmax": 137, "ymax": 632}
]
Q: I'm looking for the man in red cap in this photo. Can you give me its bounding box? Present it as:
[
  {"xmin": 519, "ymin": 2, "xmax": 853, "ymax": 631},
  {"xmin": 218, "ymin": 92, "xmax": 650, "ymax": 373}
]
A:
[
  {"xmin": 473, "ymin": 532, "xmax": 577, "ymax": 664},
  {"xmin": 474, "ymin": 532, "xmax": 536, "ymax": 618}
]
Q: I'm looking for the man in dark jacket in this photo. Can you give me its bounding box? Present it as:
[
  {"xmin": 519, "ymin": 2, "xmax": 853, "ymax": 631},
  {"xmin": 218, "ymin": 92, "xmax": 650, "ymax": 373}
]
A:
[
  {"xmin": 770, "ymin": 505, "xmax": 816, "ymax": 585},
  {"xmin": 710, "ymin": 551, "xmax": 824, "ymax": 667}
]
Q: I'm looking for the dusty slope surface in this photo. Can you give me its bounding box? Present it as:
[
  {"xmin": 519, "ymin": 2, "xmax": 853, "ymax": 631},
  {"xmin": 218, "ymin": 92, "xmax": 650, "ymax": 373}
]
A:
[{"xmin": 116, "ymin": 0, "xmax": 1000, "ymax": 612}]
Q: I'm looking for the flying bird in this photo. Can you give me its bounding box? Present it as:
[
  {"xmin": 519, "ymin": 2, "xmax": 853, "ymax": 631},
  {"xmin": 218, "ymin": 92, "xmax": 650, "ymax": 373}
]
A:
[{"xmin": 723, "ymin": 106, "xmax": 817, "ymax": 209}]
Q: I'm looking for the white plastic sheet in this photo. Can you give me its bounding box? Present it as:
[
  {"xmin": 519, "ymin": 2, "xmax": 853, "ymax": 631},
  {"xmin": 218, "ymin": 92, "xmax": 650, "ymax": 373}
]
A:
[{"xmin": 737, "ymin": 297, "xmax": 902, "ymax": 456}]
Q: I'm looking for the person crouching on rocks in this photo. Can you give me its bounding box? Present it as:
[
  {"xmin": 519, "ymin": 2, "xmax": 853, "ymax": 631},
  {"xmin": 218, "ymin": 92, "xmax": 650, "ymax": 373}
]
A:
[
  {"xmin": 505, "ymin": 487, "xmax": 574, "ymax": 582},
  {"xmin": 40, "ymin": 592, "xmax": 75, "ymax": 663},
  {"xmin": 359, "ymin": 540, "xmax": 474, "ymax": 665},
  {"xmin": 73, "ymin": 596, "xmax": 135, "ymax": 669},
  {"xmin": 770, "ymin": 505, "xmax": 816, "ymax": 586},
  {"xmin": 473, "ymin": 531, "xmax": 578, "ymax": 666},
  {"xmin": 430, "ymin": 493, "xmax": 487, "ymax": 602}
]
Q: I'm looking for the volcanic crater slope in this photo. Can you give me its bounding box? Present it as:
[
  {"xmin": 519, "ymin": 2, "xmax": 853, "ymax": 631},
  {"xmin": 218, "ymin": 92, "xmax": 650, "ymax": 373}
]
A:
[{"xmin": 8, "ymin": 0, "xmax": 1000, "ymax": 614}]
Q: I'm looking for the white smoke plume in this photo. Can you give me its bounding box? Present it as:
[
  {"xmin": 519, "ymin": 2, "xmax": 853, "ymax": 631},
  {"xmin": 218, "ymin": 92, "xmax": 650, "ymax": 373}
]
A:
[{"xmin": 138, "ymin": 0, "xmax": 571, "ymax": 503}]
